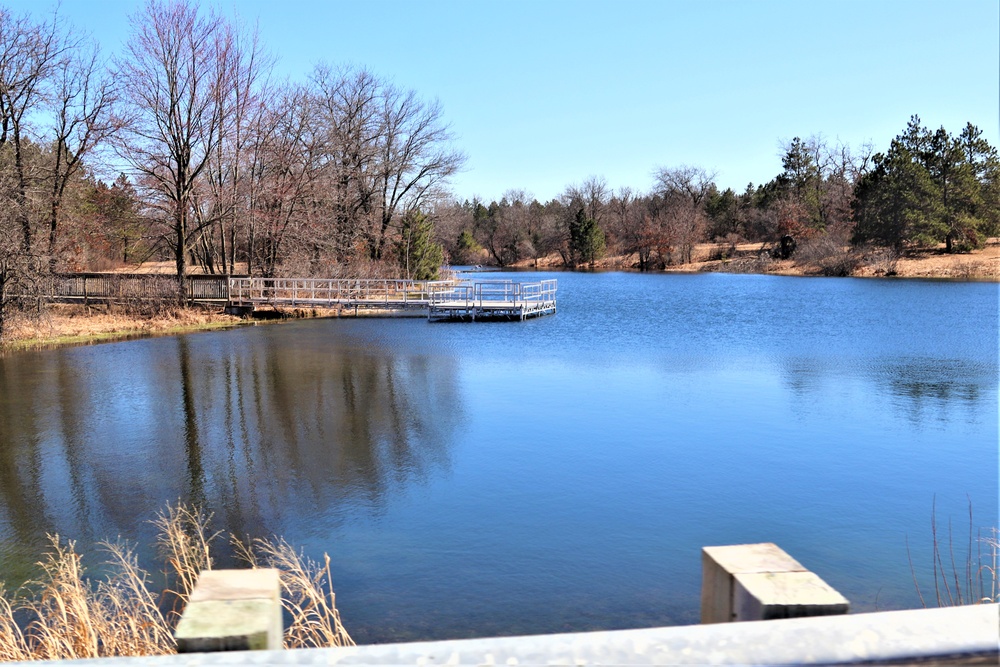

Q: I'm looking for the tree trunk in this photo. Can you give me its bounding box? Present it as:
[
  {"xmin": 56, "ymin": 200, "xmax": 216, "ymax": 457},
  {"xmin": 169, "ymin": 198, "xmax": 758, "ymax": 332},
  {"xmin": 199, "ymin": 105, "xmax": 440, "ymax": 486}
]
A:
[{"xmin": 176, "ymin": 211, "xmax": 188, "ymax": 303}]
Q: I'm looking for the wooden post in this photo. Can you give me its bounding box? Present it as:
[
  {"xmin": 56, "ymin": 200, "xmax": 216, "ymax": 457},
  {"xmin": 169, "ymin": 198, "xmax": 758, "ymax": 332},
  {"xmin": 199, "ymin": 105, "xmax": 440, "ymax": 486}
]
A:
[
  {"xmin": 701, "ymin": 543, "xmax": 849, "ymax": 623},
  {"xmin": 175, "ymin": 569, "xmax": 283, "ymax": 653}
]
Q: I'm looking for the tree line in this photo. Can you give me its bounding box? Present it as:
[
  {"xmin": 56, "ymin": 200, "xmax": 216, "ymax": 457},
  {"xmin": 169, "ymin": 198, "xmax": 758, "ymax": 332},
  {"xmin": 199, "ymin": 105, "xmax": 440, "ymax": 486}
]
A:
[
  {"xmin": 434, "ymin": 122, "xmax": 999, "ymax": 272},
  {"xmin": 0, "ymin": 0, "xmax": 998, "ymax": 339},
  {"xmin": 0, "ymin": 1, "xmax": 463, "ymax": 337}
]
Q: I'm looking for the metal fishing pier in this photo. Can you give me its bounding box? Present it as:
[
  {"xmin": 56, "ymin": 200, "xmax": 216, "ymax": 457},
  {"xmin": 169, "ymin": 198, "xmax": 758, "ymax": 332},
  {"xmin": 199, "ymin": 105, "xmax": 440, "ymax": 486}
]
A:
[
  {"xmin": 226, "ymin": 277, "xmax": 557, "ymax": 321},
  {"xmin": 427, "ymin": 279, "xmax": 557, "ymax": 321}
]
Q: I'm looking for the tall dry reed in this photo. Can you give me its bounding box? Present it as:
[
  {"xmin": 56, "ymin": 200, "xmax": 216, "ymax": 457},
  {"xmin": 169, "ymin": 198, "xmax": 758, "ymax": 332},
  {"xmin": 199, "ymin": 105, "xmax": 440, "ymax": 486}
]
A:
[
  {"xmin": 0, "ymin": 503, "xmax": 352, "ymax": 662},
  {"xmin": 234, "ymin": 537, "xmax": 353, "ymax": 649},
  {"xmin": 907, "ymin": 498, "xmax": 999, "ymax": 607}
]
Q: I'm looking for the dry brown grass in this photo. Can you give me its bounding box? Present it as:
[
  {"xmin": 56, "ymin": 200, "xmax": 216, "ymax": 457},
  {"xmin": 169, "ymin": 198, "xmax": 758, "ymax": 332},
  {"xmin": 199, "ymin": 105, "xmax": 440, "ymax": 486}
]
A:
[
  {"xmin": 0, "ymin": 503, "xmax": 352, "ymax": 662},
  {"xmin": 0, "ymin": 536, "xmax": 174, "ymax": 661},
  {"xmin": 153, "ymin": 503, "xmax": 219, "ymax": 619},
  {"xmin": 234, "ymin": 537, "xmax": 353, "ymax": 649},
  {"xmin": 2, "ymin": 304, "xmax": 242, "ymax": 349}
]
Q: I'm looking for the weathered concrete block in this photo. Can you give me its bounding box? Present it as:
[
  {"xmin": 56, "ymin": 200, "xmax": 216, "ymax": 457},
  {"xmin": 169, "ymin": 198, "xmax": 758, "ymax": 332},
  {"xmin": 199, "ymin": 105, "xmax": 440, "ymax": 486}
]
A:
[
  {"xmin": 701, "ymin": 543, "xmax": 848, "ymax": 623},
  {"xmin": 733, "ymin": 570, "xmax": 849, "ymax": 621},
  {"xmin": 175, "ymin": 568, "xmax": 283, "ymax": 653}
]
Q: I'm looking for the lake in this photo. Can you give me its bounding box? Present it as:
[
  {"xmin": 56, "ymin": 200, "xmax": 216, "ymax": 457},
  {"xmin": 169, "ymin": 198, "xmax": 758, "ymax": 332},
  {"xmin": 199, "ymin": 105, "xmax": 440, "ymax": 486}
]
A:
[{"xmin": 0, "ymin": 271, "xmax": 996, "ymax": 643}]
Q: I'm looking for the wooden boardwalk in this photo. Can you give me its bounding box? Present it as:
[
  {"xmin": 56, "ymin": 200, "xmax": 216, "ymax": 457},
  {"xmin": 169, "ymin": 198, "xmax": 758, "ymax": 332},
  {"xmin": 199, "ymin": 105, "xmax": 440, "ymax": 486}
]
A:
[{"xmin": 37, "ymin": 273, "xmax": 229, "ymax": 304}]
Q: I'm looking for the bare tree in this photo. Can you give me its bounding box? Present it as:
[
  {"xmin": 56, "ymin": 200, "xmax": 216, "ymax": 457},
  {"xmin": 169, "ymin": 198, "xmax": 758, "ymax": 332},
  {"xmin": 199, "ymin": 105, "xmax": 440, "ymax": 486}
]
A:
[
  {"xmin": 115, "ymin": 0, "xmax": 228, "ymax": 294},
  {"xmin": 653, "ymin": 165, "xmax": 716, "ymax": 207},
  {"xmin": 367, "ymin": 83, "xmax": 465, "ymax": 261},
  {"xmin": 0, "ymin": 191, "xmax": 36, "ymax": 340},
  {"xmin": 608, "ymin": 186, "xmax": 634, "ymax": 257},
  {"xmin": 46, "ymin": 42, "xmax": 117, "ymax": 270},
  {"xmin": 0, "ymin": 7, "xmax": 73, "ymax": 338},
  {"xmin": 564, "ymin": 175, "xmax": 609, "ymax": 226},
  {"xmin": 610, "ymin": 189, "xmax": 662, "ymax": 271},
  {"xmin": 653, "ymin": 166, "xmax": 715, "ymax": 264},
  {"xmin": 310, "ymin": 65, "xmax": 380, "ymax": 261},
  {"xmin": 193, "ymin": 15, "xmax": 272, "ymax": 275},
  {"xmin": 0, "ymin": 6, "xmax": 68, "ymax": 253},
  {"xmin": 662, "ymin": 193, "xmax": 706, "ymax": 264},
  {"xmin": 247, "ymin": 86, "xmax": 323, "ymax": 277}
]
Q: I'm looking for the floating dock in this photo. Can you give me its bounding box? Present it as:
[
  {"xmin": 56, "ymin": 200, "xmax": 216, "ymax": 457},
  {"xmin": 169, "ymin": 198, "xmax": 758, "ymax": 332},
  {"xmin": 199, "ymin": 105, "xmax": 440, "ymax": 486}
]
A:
[{"xmin": 428, "ymin": 280, "xmax": 557, "ymax": 321}]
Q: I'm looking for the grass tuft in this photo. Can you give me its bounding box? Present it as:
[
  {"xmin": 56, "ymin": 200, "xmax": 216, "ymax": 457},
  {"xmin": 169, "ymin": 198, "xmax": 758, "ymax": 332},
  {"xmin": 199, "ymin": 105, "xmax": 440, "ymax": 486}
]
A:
[
  {"xmin": 0, "ymin": 503, "xmax": 351, "ymax": 661},
  {"xmin": 234, "ymin": 536, "xmax": 353, "ymax": 649}
]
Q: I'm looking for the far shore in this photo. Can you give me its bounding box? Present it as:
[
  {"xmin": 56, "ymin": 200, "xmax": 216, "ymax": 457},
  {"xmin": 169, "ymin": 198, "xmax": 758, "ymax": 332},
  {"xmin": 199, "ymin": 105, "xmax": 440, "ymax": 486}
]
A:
[
  {"xmin": 2, "ymin": 241, "xmax": 996, "ymax": 352},
  {"xmin": 511, "ymin": 240, "xmax": 1000, "ymax": 281}
]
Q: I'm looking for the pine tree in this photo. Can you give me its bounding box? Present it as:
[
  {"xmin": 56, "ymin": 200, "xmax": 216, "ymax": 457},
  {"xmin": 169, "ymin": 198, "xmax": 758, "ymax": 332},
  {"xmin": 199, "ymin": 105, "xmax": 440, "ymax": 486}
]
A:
[
  {"xmin": 569, "ymin": 208, "xmax": 605, "ymax": 267},
  {"xmin": 396, "ymin": 212, "xmax": 443, "ymax": 280},
  {"xmin": 852, "ymin": 117, "xmax": 999, "ymax": 251}
]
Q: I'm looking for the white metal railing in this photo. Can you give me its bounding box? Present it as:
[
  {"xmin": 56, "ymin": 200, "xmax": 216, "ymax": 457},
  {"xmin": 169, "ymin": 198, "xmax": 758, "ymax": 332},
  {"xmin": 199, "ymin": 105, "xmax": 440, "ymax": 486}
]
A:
[
  {"xmin": 228, "ymin": 278, "xmax": 454, "ymax": 307},
  {"xmin": 429, "ymin": 279, "xmax": 557, "ymax": 308}
]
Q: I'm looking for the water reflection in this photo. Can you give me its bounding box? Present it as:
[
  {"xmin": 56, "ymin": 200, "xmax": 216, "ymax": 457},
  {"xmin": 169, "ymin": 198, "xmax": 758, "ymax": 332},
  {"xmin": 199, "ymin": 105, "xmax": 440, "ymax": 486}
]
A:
[
  {"xmin": 0, "ymin": 352, "xmax": 55, "ymax": 583},
  {"xmin": 778, "ymin": 355, "xmax": 994, "ymax": 427},
  {"xmin": 0, "ymin": 328, "xmax": 461, "ymax": 582},
  {"xmin": 878, "ymin": 358, "xmax": 987, "ymax": 423}
]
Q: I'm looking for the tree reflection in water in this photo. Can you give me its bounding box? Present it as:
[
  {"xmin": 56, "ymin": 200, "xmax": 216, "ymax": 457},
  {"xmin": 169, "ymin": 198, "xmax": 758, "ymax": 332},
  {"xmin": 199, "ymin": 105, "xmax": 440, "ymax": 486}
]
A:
[{"xmin": 0, "ymin": 326, "xmax": 462, "ymax": 583}]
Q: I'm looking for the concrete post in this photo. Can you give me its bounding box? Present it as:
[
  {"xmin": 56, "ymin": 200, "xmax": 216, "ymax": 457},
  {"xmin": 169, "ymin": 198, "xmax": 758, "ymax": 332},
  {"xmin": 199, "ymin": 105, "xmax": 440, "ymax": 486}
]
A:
[
  {"xmin": 175, "ymin": 569, "xmax": 284, "ymax": 653},
  {"xmin": 701, "ymin": 543, "xmax": 849, "ymax": 623}
]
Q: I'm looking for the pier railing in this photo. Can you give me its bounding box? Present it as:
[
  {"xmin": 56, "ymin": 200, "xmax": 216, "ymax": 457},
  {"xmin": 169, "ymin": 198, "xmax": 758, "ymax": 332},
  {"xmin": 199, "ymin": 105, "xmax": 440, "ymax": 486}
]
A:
[
  {"xmin": 228, "ymin": 277, "xmax": 453, "ymax": 307},
  {"xmin": 429, "ymin": 279, "xmax": 557, "ymax": 308},
  {"xmin": 27, "ymin": 274, "xmax": 557, "ymax": 320}
]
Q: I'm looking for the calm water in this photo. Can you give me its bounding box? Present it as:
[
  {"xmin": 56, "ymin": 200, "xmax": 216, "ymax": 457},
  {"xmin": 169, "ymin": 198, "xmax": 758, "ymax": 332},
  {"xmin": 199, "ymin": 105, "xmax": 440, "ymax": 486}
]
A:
[{"xmin": 0, "ymin": 272, "xmax": 997, "ymax": 642}]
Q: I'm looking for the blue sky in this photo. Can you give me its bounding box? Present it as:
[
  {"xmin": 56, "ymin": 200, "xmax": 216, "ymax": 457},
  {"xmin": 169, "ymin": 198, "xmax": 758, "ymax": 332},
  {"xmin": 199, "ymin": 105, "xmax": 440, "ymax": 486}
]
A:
[{"xmin": 11, "ymin": 0, "xmax": 1000, "ymax": 202}]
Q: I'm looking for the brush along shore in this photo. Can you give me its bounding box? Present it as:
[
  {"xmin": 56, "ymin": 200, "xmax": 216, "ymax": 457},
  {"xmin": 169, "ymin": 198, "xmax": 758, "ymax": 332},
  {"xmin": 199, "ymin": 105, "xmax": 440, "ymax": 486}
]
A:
[{"xmin": 514, "ymin": 240, "xmax": 1000, "ymax": 280}]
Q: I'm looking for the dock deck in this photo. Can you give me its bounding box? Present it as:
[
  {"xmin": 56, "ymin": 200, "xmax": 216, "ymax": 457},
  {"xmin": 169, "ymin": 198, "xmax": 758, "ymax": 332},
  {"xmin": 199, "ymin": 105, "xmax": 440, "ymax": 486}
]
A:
[{"xmin": 428, "ymin": 280, "xmax": 557, "ymax": 321}]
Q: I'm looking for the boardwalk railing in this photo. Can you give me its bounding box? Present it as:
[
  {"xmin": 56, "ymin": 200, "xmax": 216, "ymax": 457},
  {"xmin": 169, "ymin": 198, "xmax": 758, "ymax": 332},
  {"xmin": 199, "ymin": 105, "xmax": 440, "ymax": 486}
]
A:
[
  {"xmin": 40, "ymin": 274, "xmax": 229, "ymax": 303},
  {"xmin": 227, "ymin": 277, "xmax": 453, "ymax": 308},
  {"xmin": 229, "ymin": 277, "xmax": 557, "ymax": 321},
  {"xmin": 26, "ymin": 274, "xmax": 558, "ymax": 321}
]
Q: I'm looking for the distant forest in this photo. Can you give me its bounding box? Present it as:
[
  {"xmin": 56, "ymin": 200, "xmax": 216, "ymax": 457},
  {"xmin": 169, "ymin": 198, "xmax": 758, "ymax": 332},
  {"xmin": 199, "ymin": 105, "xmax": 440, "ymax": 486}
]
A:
[{"xmin": 1, "ymin": 0, "xmax": 998, "ymax": 311}]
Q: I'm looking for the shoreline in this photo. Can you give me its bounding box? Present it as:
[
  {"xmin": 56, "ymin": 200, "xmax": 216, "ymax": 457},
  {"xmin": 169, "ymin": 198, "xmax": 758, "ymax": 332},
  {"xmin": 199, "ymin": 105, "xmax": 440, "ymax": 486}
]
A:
[
  {"xmin": 2, "ymin": 245, "xmax": 996, "ymax": 353},
  {"xmin": 1, "ymin": 305, "xmax": 247, "ymax": 353},
  {"xmin": 509, "ymin": 240, "xmax": 1000, "ymax": 280}
]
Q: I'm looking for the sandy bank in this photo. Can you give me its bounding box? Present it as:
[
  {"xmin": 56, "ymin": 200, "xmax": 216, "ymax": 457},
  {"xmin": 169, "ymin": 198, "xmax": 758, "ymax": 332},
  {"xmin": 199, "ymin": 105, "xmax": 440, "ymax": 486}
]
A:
[{"xmin": 514, "ymin": 241, "xmax": 1000, "ymax": 280}]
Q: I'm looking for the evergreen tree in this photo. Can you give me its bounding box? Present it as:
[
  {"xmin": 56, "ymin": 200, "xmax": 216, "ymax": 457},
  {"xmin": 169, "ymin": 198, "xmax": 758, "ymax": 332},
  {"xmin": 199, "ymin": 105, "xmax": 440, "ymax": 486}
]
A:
[
  {"xmin": 396, "ymin": 212, "xmax": 443, "ymax": 280},
  {"xmin": 852, "ymin": 142, "xmax": 940, "ymax": 249},
  {"xmin": 778, "ymin": 137, "xmax": 822, "ymax": 229},
  {"xmin": 569, "ymin": 208, "xmax": 605, "ymax": 267},
  {"xmin": 853, "ymin": 117, "xmax": 999, "ymax": 251}
]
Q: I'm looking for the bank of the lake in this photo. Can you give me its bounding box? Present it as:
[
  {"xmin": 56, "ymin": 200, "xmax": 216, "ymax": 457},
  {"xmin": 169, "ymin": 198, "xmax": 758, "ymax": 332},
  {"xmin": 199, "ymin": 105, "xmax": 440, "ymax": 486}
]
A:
[
  {"xmin": 515, "ymin": 240, "xmax": 1000, "ymax": 280},
  {"xmin": 2, "ymin": 303, "xmax": 356, "ymax": 352},
  {"xmin": 1, "ymin": 305, "xmax": 245, "ymax": 352}
]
